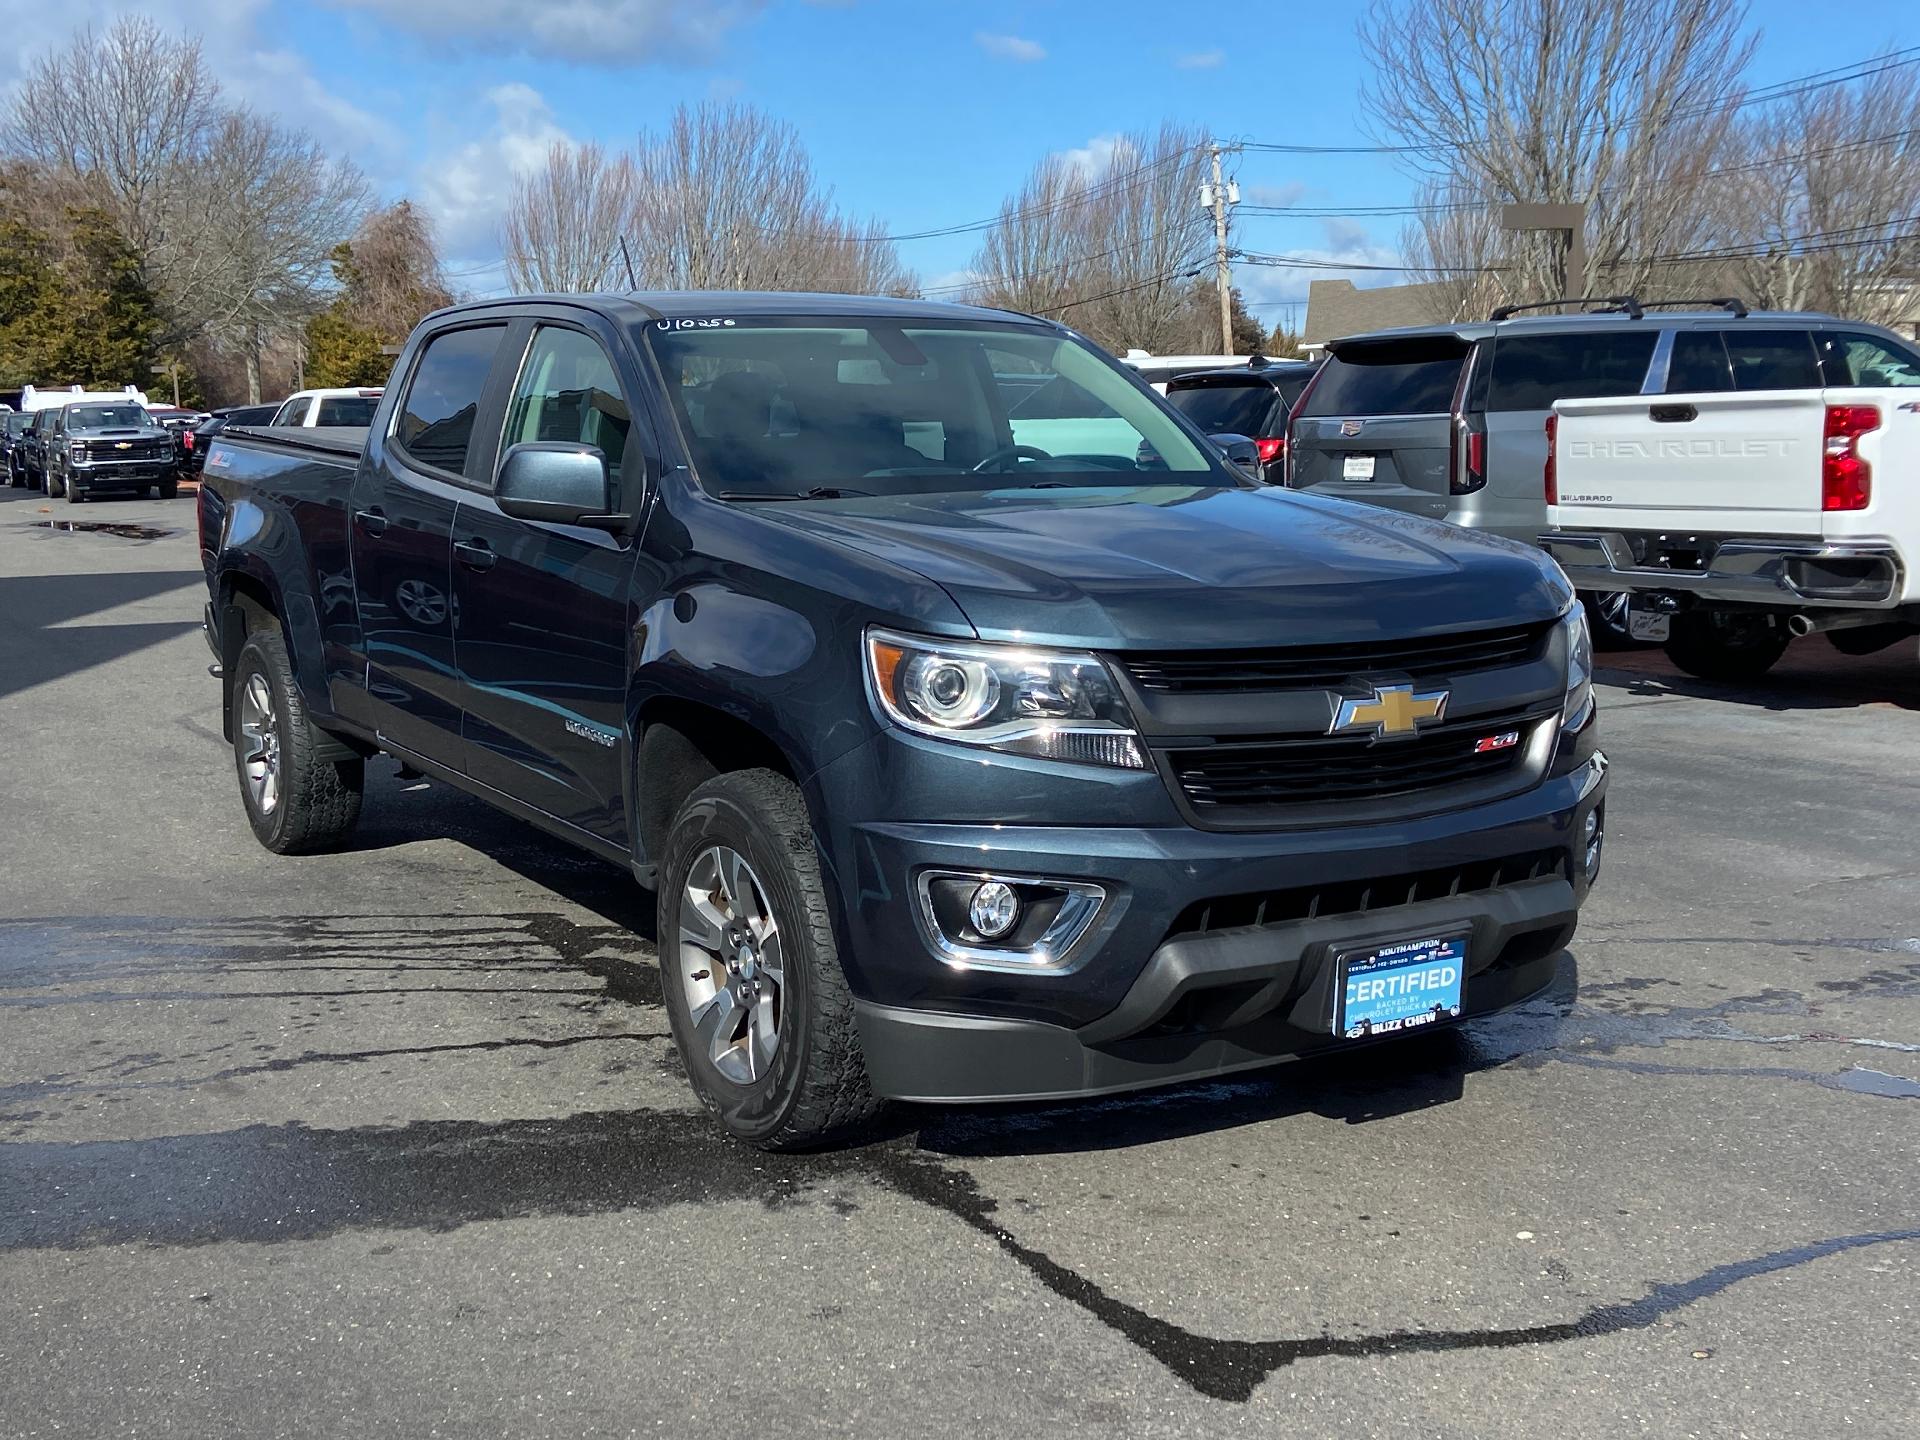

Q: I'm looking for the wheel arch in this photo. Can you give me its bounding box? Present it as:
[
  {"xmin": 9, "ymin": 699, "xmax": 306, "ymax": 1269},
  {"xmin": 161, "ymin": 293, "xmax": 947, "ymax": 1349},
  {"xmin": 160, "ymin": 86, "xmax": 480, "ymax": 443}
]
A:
[{"xmin": 632, "ymin": 698, "xmax": 802, "ymax": 876}]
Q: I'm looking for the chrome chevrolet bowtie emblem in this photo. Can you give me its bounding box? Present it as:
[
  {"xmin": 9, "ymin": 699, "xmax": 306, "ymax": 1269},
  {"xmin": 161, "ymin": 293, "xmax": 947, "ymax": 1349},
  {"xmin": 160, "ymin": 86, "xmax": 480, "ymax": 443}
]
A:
[{"xmin": 1331, "ymin": 683, "xmax": 1449, "ymax": 739}]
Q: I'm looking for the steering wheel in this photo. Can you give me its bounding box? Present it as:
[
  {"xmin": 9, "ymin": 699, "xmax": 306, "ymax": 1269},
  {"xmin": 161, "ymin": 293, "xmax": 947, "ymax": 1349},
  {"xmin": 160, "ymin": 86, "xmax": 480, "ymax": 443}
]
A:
[{"xmin": 970, "ymin": 443, "xmax": 1053, "ymax": 474}]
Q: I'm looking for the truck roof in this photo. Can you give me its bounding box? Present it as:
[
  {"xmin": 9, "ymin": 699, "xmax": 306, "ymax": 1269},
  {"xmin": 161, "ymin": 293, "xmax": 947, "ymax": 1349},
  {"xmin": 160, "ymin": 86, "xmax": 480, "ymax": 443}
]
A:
[{"xmin": 428, "ymin": 290, "xmax": 1049, "ymax": 329}]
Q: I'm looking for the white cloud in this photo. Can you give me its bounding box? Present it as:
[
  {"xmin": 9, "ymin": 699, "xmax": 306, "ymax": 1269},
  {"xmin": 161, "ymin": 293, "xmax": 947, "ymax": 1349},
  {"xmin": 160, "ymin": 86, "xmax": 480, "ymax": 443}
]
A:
[
  {"xmin": 1175, "ymin": 49, "xmax": 1223, "ymax": 70},
  {"xmin": 1238, "ymin": 220, "xmax": 1404, "ymax": 306},
  {"xmin": 1056, "ymin": 133, "xmax": 1134, "ymax": 181},
  {"xmin": 325, "ymin": 0, "xmax": 765, "ymax": 64},
  {"xmin": 417, "ymin": 83, "xmax": 571, "ymax": 267},
  {"xmin": 975, "ymin": 31, "xmax": 1046, "ymax": 63}
]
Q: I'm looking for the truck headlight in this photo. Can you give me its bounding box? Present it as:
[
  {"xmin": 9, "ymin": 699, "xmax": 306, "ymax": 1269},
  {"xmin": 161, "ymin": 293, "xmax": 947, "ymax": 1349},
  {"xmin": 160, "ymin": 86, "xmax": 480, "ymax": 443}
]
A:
[
  {"xmin": 1562, "ymin": 604, "xmax": 1594, "ymax": 729},
  {"xmin": 69, "ymin": 442, "xmax": 85, "ymax": 460},
  {"xmin": 866, "ymin": 628, "xmax": 1146, "ymax": 769}
]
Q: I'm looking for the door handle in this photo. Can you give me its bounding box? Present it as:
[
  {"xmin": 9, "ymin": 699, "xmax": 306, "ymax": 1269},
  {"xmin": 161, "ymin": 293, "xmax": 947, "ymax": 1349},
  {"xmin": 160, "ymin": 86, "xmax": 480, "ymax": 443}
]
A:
[
  {"xmin": 1649, "ymin": 404, "xmax": 1698, "ymax": 424},
  {"xmin": 454, "ymin": 539, "xmax": 497, "ymax": 572},
  {"xmin": 354, "ymin": 508, "xmax": 389, "ymax": 536}
]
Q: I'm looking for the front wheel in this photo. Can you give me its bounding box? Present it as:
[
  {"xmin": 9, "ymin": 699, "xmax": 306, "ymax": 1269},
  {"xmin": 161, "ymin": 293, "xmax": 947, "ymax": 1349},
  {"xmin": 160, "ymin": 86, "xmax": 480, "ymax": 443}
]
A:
[
  {"xmin": 658, "ymin": 769, "xmax": 881, "ymax": 1149},
  {"xmin": 64, "ymin": 477, "xmax": 82, "ymax": 503},
  {"xmin": 159, "ymin": 478, "xmax": 179, "ymax": 499},
  {"xmin": 45, "ymin": 469, "xmax": 63, "ymax": 497},
  {"xmin": 1663, "ymin": 610, "xmax": 1791, "ymax": 682},
  {"xmin": 231, "ymin": 627, "xmax": 364, "ymax": 853}
]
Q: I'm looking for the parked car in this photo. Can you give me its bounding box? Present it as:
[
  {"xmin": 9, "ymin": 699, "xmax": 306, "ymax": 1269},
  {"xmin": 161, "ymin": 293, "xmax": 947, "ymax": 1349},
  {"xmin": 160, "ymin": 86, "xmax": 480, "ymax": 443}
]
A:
[
  {"xmin": 2, "ymin": 412, "xmax": 31, "ymax": 486},
  {"xmin": 20, "ymin": 408, "xmax": 58, "ymax": 488},
  {"xmin": 199, "ymin": 291, "xmax": 1606, "ymax": 1148},
  {"xmin": 1542, "ymin": 323, "xmax": 1920, "ymax": 680},
  {"xmin": 1283, "ymin": 298, "xmax": 1884, "ymax": 643},
  {"xmin": 46, "ymin": 399, "xmax": 181, "ymax": 501},
  {"xmin": 182, "ymin": 404, "xmax": 280, "ymax": 476},
  {"xmin": 1164, "ymin": 359, "xmax": 1322, "ymax": 484},
  {"xmin": 269, "ymin": 388, "xmax": 384, "ymax": 427},
  {"xmin": 1120, "ymin": 349, "xmax": 1257, "ymax": 394}
]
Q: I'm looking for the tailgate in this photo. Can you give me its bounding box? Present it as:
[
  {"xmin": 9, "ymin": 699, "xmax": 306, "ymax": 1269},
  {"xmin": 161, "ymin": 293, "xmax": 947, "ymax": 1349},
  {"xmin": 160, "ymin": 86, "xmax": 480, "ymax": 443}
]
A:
[
  {"xmin": 1550, "ymin": 391, "xmax": 1826, "ymax": 537},
  {"xmin": 1288, "ymin": 413, "xmax": 1452, "ymax": 521}
]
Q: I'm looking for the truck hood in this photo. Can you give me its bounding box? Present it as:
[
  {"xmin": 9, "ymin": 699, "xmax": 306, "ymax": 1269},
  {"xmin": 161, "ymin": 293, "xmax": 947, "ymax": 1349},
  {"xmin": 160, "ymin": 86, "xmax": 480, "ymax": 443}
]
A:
[{"xmin": 753, "ymin": 483, "xmax": 1571, "ymax": 648}]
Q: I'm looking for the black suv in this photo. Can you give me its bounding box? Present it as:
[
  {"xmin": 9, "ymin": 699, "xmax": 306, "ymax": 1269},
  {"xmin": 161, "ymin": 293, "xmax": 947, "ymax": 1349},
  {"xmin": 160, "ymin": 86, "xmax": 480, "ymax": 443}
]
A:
[
  {"xmin": 2, "ymin": 413, "xmax": 30, "ymax": 486},
  {"xmin": 1164, "ymin": 359, "xmax": 1321, "ymax": 484},
  {"xmin": 46, "ymin": 401, "xmax": 181, "ymax": 500}
]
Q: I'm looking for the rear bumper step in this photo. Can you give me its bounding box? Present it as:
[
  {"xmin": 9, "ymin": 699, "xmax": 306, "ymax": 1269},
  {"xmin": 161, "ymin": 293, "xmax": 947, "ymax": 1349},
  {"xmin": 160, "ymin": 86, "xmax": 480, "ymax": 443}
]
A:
[{"xmin": 1541, "ymin": 531, "xmax": 1903, "ymax": 609}]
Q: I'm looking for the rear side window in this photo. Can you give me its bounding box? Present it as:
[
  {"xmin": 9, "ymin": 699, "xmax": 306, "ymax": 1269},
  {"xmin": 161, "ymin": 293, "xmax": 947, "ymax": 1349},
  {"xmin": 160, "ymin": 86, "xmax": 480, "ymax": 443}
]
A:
[
  {"xmin": 1302, "ymin": 338, "xmax": 1467, "ymax": 417},
  {"xmin": 1484, "ymin": 332, "xmax": 1657, "ymax": 410},
  {"xmin": 315, "ymin": 396, "xmax": 380, "ymax": 426},
  {"xmin": 1819, "ymin": 332, "xmax": 1920, "ymax": 387},
  {"xmin": 1724, "ymin": 330, "xmax": 1821, "ymax": 391},
  {"xmin": 394, "ymin": 324, "xmax": 508, "ymax": 476},
  {"xmin": 1165, "ymin": 380, "xmax": 1281, "ymax": 436},
  {"xmin": 1666, "ymin": 332, "xmax": 1734, "ymax": 392},
  {"xmin": 273, "ymin": 396, "xmax": 310, "ymax": 425}
]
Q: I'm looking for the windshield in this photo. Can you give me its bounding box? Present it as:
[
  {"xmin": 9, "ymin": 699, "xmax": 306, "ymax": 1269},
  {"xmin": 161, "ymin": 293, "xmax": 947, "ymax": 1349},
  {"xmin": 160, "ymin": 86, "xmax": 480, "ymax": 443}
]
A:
[
  {"xmin": 1165, "ymin": 380, "xmax": 1282, "ymax": 437},
  {"xmin": 3, "ymin": 415, "xmax": 27, "ymax": 434},
  {"xmin": 68, "ymin": 405, "xmax": 148, "ymax": 428},
  {"xmin": 647, "ymin": 318, "xmax": 1216, "ymax": 499}
]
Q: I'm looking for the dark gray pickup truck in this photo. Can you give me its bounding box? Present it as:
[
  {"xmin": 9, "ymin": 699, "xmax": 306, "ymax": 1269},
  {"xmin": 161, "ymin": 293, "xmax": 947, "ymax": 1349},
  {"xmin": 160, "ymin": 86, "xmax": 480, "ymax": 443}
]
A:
[{"xmin": 198, "ymin": 291, "xmax": 1607, "ymax": 1147}]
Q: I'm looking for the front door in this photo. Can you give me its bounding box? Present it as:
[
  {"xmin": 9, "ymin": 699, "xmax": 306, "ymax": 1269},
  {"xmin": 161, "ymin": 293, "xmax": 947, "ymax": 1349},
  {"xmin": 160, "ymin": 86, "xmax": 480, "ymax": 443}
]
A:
[
  {"xmin": 349, "ymin": 321, "xmax": 511, "ymax": 763},
  {"xmin": 453, "ymin": 321, "xmax": 641, "ymax": 843}
]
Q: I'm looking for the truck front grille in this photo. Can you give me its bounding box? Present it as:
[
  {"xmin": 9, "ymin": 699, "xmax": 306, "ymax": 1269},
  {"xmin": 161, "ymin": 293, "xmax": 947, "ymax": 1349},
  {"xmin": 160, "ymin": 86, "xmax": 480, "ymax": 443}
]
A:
[
  {"xmin": 1165, "ymin": 847, "xmax": 1568, "ymax": 940},
  {"xmin": 79, "ymin": 440, "xmax": 170, "ymax": 462},
  {"xmin": 1122, "ymin": 621, "xmax": 1551, "ymax": 694},
  {"xmin": 1166, "ymin": 705, "xmax": 1552, "ymax": 811}
]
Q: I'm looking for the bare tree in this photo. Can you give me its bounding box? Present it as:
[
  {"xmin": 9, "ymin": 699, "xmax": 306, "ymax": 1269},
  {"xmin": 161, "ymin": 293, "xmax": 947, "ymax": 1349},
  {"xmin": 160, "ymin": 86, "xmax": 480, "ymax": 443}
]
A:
[
  {"xmin": 195, "ymin": 114, "xmax": 369, "ymax": 400},
  {"xmin": 502, "ymin": 141, "xmax": 638, "ymax": 293},
  {"xmin": 2, "ymin": 16, "xmax": 220, "ymax": 295},
  {"xmin": 968, "ymin": 124, "xmax": 1213, "ymax": 352},
  {"xmin": 1366, "ymin": 0, "xmax": 1754, "ymax": 308},
  {"xmin": 1697, "ymin": 62, "xmax": 1920, "ymax": 324},
  {"xmin": 628, "ymin": 103, "xmax": 914, "ymax": 294},
  {"xmin": 341, "ymin": 200, "xmax": 454, "ymax": 337}
]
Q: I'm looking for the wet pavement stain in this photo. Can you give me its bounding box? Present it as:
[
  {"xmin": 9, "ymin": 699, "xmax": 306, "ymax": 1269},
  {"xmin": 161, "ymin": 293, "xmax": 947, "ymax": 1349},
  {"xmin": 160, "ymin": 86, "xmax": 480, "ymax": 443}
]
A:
[
  {"xmin": 29, "ymin": 519, "xmax": 176, "ymax": 540},
  {"xmin": 2, "ymin": 1106, "xmax": 1914, "ymax": 1403}
]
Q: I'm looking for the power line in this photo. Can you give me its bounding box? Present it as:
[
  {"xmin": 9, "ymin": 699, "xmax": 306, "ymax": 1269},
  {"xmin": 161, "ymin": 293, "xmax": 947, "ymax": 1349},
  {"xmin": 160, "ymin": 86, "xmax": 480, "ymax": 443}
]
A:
[{"xmin": 1032, "ymin": 265, "xmax": 1207, "ymax": 317}]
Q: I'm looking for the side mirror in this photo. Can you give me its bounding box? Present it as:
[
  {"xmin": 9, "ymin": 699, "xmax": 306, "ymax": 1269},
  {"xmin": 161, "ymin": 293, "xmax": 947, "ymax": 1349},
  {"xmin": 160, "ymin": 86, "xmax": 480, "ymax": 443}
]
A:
[
  {"xmin": 495, "ymin": 442, "xmax": 622, "ymax": 529},
  {"xmin": 1208, "ymin": 432, "xmax": 1263, "ymax": 482}
]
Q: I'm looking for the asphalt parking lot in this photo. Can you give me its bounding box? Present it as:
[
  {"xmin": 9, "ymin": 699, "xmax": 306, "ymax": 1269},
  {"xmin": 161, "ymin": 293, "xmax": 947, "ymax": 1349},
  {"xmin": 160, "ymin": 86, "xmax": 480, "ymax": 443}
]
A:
[{"xmin": 2, "ymin": 485, "xmax": 1916, "ymax": 1439}]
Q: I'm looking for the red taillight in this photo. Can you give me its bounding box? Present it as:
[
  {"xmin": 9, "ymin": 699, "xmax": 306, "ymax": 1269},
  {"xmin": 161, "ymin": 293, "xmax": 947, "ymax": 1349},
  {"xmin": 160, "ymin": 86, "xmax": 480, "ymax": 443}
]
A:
[
  {"xmin": 182, "ymin": 430, "xmax": 194, "ymax": 451},
  {"xmin": 1468, "ymin": 430, "xmax": 1485, "ymax": 478},
  {"xmin": 1255, "ymin": 436, "xmax": 1285, "ymax": 464},
  {"xmin": 1822, "ymin": 404, "xmax": 1879, "ymax": 511},
  {"xmin": 1543, "ymin": 413, "xmax": 1558, "ymax": 505}
]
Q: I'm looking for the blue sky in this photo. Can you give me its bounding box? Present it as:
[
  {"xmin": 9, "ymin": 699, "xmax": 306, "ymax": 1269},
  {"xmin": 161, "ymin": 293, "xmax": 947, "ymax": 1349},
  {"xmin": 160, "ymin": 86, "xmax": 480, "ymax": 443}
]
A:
[{"xmin": 5, "ymin": 0, "xmax": 1916, "ymax": 319}]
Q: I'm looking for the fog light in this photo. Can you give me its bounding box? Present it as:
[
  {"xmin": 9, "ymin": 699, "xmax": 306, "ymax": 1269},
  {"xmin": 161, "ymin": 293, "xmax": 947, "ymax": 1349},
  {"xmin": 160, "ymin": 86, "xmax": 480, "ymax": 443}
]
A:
[
  {"xmin": 1584, "ymin": 806, "xmax": 1604, "ymax": 881},
  {"xmin": 968, "ymin": 881, "xmax": 1020, "ymax": 939}
]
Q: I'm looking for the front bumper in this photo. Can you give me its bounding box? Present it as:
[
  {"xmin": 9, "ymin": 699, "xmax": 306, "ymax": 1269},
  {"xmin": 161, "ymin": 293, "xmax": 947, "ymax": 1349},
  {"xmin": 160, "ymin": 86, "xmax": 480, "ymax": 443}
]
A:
[
  {"xmin": 69, "ymin": 461, "xmax": 175, "ymax": 491},
  {"xmin": 811, "ymin": 730, "xmax": 1607, "ymax": 1103},
  {"xmin": 1541, "ymin": 530, "xmax": 1903, "ymax": 609}
]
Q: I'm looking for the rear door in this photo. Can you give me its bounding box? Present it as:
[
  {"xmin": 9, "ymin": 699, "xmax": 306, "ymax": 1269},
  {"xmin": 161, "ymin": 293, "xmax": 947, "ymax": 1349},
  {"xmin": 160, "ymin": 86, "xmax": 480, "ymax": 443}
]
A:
[
  {"xmin": 349, "ymin": 320, "xmax": 512, "ymax": 762},
  {"xmin": 1288, "ymin": 334, "xmax": 1468, "ymax": 521},
  {"xmin": 453, "ymin": 316, "xmax": 645, "ymax": 844}
]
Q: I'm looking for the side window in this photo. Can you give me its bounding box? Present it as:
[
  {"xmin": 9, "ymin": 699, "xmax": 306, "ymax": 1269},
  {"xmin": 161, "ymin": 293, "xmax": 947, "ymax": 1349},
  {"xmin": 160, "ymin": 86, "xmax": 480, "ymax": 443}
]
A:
[
  {"xmin": 274, "ymin": 397, "xmax": 307, "ymax": 426},
  {"xmin": 1666, "ymin": 332, "xmax": 1733, "ymax": 393},
  {"xmin": 501, "ymin": 327, "xmax": 632, "ymax": 488},
  {"xmin": 393, "ymin": 324, "xmax": 508, "ymax": 477},
  {"xmin": 1723, "ymin": 330, "xmax": 1822, "ymax": 391},
  {"xmin": 1484, "ymin": 332, "xmax": 1659, "ymax": 411},
  {"xmin": 1819, "ymin": 332, "xmax": 1920, "ymax": 388}
]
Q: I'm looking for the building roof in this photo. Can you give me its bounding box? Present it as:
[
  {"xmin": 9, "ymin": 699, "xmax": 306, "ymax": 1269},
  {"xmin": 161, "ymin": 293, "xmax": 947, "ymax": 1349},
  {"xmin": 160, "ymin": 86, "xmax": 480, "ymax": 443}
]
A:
[{"xmin": 1302, "ymin": 279, "xmax": 1452, "ymax": 346}]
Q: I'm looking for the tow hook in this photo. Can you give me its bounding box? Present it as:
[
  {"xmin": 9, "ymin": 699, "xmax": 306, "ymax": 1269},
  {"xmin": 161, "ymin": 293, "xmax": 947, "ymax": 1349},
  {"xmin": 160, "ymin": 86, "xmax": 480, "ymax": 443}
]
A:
[
  {"xmin": 1640, "ymin": 591, "xmax": 1683, "ymax": 614},
  {"xmin": 207, "ymin": 662, "xmax": 224, "ymax": 678}
]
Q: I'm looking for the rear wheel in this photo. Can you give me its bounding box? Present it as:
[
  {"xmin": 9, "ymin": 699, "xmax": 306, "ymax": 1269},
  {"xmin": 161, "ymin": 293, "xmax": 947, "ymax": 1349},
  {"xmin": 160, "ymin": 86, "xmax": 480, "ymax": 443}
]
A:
[
  {"xmin": 658, "ymin": 769, "xmax": 880, "ymax": 1149},
  {"xmin": 1663, "ymin": 609, "xmax": 1790, "ymax": 682},
  {"xmin": 231, "ymin": 627, "xmax": 364, "ymax": 853}
]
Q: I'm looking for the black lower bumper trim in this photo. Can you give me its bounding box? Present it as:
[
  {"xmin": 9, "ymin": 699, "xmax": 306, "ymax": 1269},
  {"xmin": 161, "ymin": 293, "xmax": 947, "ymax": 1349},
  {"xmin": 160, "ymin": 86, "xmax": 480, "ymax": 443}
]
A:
[{"xmin": 856, "ymin": 877, "xmax": 1575, "ymax": 1103}]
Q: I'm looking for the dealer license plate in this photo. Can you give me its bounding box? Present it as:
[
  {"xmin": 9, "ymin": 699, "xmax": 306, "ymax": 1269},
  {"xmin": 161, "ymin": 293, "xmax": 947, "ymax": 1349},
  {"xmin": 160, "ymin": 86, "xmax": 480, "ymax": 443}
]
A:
[
  {"xmin": 1342, "ymin": 454, "xmax": 1376, "ymax": 481},
  {"xmin": 1338, "ymin": 934, "xmax": 1465, "ymax": 1039},
  {"xmin": 1627, "ymin": 606, "xmax": 1670, "ymax": 641}
]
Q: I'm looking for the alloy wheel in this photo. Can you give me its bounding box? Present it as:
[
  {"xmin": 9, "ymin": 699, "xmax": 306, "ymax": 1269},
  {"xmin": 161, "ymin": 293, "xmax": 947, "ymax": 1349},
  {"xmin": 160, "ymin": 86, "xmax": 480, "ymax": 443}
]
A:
[
  {"xmin": 678, "ymin": 844, "xmax": 785, "ymax": 1085},
  {"xmin": 237, "ymin": 672, "xmax": 282, "ymax": 816}
]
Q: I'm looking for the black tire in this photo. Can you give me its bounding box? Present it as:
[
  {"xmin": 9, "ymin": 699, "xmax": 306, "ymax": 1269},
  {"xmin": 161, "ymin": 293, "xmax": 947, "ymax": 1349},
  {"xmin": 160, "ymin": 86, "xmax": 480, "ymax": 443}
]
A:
[
  {"xmin": 230, "ymin": 627, "xmax": 364, "ymax": 854},
  {"xmin": 1663, "ymin": 610, "xmax": 1790, "ymax": 682},
  {"xmin": 657, "ymin": 769, "xmax": 880, "ymax": 1149},
  {"xmin": 159, "ymin": 478, "xmax": 179, "ymax": 499},
  {"xmin": 45, "ymin": 469, "xmax": 62, "ymax": 498},
  {"xmin": 64, "ymin": 478, "xmax": 81, "ymax": 503}
]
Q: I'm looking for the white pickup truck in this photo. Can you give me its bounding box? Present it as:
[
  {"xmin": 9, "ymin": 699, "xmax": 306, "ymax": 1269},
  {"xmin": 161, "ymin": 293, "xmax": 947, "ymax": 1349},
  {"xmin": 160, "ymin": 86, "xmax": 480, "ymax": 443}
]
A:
[{"xmin": 1540, "ymin": 349, "xmax": 1920, "ymax": 680}]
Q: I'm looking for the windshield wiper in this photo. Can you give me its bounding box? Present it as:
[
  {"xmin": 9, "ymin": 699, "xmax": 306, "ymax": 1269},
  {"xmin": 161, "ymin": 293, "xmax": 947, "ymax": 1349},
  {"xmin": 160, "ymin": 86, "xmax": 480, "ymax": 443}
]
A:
[{"xmin": 716, "ymin": 486, "xmax": 872, "ymax": 502}]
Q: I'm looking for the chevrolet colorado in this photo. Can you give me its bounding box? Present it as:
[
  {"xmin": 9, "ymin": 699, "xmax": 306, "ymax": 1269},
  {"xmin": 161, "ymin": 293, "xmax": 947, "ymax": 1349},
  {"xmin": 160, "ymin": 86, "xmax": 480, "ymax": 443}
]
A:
[{"xmin": 199, "ymin": 292, "xmax": 1606, "ymax": 1147}]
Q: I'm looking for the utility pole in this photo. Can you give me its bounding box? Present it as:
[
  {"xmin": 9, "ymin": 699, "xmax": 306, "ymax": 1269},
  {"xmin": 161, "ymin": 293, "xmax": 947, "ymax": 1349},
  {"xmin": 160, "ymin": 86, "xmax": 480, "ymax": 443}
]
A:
[{"xmin": 1202, "ymin": 145, "xmax": 1239, "ymax": 353}]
